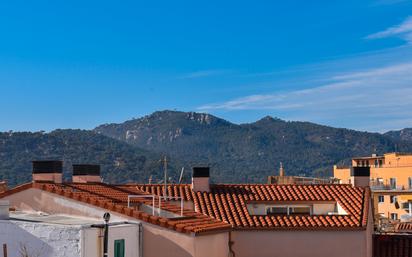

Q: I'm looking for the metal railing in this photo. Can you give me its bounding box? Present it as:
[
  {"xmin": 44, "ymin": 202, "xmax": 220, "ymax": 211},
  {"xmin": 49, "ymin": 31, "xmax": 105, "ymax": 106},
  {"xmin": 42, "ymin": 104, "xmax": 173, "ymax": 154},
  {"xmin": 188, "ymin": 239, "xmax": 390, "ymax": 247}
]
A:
[
  {"xmin": 127, "ymin": 195, "xmax": 156, "ymax": 216},
  {"xmin": 370, "ymin": 182, "xmax": 409, "ymax": 190},
  {"xmin": 127, "ymin": 194, "xmax": 184, "ymax": 217}
]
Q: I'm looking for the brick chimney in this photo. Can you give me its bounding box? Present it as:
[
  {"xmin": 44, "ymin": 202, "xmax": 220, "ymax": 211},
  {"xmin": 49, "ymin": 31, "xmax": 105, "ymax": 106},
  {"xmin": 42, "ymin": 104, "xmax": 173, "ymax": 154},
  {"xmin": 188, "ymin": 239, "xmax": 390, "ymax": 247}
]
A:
[
  {"xmin": 32, "ymin": 160, "xmax": 63, "ymax": 183},
  {"xmin": 350, "ymin": 166, "xmax": 370, "ymax": 187},
  {"xmin": 72, "ymin": 164, "xmax": 101, "ymax": 183},
  {"xmin": 192, "ymin": 167, "xmax": 210, "ymax": 192}
]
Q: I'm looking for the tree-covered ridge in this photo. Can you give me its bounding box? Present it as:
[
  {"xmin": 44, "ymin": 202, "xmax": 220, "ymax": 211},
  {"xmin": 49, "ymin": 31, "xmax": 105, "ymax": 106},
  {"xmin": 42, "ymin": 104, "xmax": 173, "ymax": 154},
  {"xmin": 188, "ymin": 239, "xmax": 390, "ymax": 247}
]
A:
[
  {"xmin": 2, "ymin": 111, "xmax": 412, "ymax": 187},
  {"xmin": 0, "ymin": 129, "xmax": 180, "ymax": 187}
]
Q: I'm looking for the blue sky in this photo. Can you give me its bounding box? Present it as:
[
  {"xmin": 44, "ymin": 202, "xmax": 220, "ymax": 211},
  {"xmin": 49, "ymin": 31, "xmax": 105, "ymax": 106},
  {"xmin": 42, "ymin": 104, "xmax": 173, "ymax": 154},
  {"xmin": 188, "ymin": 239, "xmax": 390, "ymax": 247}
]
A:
[{"xmin": 0, "ymin": 0, "xmax": 411, "ymax": 132}]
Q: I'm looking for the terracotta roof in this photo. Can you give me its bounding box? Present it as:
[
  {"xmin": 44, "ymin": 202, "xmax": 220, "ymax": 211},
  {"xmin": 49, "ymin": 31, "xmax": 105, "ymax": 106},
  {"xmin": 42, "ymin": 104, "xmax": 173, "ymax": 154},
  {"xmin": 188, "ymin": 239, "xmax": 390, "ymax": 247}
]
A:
[
  {"xmin": 0, "ymin": 182, "xmax": 231, "ymax": 235},
  {"xmin": 119, "ymin": 184, "xmax": 370, "ymax": 230},
  {"xmin": 396, "ymin": 222, "xmax": 412, "ymax": 233},
  {"xmin": 1, "ymin": 182, "xmax": 370, "ymax": 232}
]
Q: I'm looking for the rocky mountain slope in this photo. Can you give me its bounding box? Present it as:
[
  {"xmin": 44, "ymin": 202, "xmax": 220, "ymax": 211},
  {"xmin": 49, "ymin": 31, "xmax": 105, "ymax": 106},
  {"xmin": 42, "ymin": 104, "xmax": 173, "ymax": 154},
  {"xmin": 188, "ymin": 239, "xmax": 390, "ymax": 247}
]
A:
[{"xmin": 95, "ymin": 110, "xmax": 412, "ymax": 183}]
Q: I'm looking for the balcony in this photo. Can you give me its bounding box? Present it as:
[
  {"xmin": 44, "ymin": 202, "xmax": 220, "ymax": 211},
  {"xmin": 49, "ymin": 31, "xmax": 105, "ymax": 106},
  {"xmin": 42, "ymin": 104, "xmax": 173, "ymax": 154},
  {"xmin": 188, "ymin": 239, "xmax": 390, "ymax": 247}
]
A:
[{"xmin": 370, "ymin": 181, "xmax": 408, "ymax": 191}]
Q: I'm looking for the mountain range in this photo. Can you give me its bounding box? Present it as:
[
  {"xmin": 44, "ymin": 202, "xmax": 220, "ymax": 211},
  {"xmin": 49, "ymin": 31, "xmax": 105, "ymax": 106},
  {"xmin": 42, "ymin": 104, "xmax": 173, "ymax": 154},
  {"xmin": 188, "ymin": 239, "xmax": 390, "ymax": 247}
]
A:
[{"xmin": 1, "ymin": 110, "xmax": 411, "ymax": 186}]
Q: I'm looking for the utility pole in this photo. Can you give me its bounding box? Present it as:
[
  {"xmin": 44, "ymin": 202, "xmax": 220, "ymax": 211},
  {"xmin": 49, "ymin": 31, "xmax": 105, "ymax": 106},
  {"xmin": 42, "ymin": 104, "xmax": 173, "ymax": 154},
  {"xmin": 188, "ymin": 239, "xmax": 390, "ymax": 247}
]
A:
[{"xmin": 163, "ymin": 156, "xmax": 167, "ymax": 200}]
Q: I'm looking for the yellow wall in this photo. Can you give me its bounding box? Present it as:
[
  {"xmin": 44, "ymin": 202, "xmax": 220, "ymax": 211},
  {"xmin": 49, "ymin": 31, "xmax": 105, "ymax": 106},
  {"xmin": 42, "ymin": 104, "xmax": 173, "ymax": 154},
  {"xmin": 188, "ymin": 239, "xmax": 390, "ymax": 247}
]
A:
[
  {"xmin": 372, "ymin": 192, "xmax": 412, "ymax": 220},
  {"xmin": 334, "ymin": 153, "xmax": 412, "ymax": 189},
  {"xmin": 334, "ymin": 153, "xmax": 412, "ymax": 221},
  {"xmin": 333, "ymin": 166, "xmax": 351, "ymax": 184},
  {"xmin": 370, "ymin": 166, "xmax": 412, "ymax": 189},
  {"xmin": 383, "ymin": 153, "xmax": 412, "ymax": 167}
]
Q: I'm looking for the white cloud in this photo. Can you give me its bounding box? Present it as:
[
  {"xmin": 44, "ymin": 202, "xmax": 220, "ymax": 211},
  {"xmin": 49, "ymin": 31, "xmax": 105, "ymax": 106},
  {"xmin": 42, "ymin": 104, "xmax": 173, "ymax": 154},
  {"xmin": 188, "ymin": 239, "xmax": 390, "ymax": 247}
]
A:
[
  {"xmin": 373, "ymin": 0, "xmax": 410, "ymax": 6},
  {"xmin": 177, "ymin": 70, "xmax": 229, "ymax": 79},
  {"xmin": 198, "ymin": 61, "xmax": 412, "ymax": 132},
  {"xmin": 366, "ymin": 16, "xmax": 412, "ymax": 43}
]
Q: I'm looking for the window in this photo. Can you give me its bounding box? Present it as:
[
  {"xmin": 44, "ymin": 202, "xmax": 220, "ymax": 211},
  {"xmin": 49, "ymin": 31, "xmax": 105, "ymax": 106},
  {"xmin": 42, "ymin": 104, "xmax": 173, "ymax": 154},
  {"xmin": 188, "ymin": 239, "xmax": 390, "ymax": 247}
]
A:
[
  {"xmin": 378, "ymin": 160, "xmax": 383, "ymax": 167},
  {"xmin": 114, "ymin": 239, "xmax": 125, "ymax": 257},
  {"xmin": 289, "ymin": 206, "xmax": 311, "ymax": 215},
  {"xmin": 390, "ymin": 213, "xmax": 398, "ymax": 220},
  {"xmin": 374, "ymin": 160, "xmax": 379, "ymax": 167},
  {"xmin": 390, "ymin": 196, "xmax": 397, "ymax": 204},
  {"xmin": 390, "ymin": 178, "xmax": 397, "ymax": 189},
  {"xmin": 266, "ymin": 205, "xmax": 312, "ymax": 215},
  {"xmin": 267, "ymin": 206, "xmax": 288, "ymax": 215},
  {"xmin": 402, "ymin": 202, "xmax": 411, "ymax": 210},
  {"xmin": 378, "ymin": 195, "xmax": 384, "ymax": 203},
  {"xmin": 409, "ymin": 177, "xmax": 412, "ymax": 189}
]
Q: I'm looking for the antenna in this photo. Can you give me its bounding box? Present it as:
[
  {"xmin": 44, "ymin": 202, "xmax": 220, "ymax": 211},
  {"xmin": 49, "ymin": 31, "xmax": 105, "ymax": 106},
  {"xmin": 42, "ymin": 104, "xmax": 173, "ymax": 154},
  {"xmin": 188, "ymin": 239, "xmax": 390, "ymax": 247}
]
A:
[{"xmin": 179, "ymin": 167, "xmax": 185, "ymax": 184}]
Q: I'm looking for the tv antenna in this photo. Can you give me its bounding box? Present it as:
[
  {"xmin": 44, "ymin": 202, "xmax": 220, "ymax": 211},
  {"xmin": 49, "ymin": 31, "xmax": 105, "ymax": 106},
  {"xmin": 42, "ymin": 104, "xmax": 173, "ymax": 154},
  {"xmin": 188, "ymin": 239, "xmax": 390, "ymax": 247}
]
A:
[{"xmin": 179, "ymin": 167, "xmax": 185, "ymax": 184}]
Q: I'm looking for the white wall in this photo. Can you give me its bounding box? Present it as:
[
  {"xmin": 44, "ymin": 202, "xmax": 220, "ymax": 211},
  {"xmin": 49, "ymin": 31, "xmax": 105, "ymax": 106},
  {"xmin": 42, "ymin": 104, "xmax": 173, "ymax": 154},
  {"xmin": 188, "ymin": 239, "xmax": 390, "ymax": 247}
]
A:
[
  {"xmin": 83, "ymin": 224, "xmax": 141, "ymax": 257},
  {"xmin": 0, "ymin": 220, "xmax": 141, "ymax": 257},
  {"xmin": 312, "ymin": 203, "xmax": 335, "ymax": 215},
  {"xmin": 0, "ymin": 220, "xmax": 81, "ymax": 257}
]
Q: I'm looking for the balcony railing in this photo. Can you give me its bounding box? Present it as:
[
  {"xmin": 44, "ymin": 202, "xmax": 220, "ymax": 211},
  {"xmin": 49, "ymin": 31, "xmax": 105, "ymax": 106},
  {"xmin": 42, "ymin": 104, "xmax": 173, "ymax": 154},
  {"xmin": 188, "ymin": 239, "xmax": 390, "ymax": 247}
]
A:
[{"xmin": 370, "ymin": 182, "xmax": 409, "ymax": 190}]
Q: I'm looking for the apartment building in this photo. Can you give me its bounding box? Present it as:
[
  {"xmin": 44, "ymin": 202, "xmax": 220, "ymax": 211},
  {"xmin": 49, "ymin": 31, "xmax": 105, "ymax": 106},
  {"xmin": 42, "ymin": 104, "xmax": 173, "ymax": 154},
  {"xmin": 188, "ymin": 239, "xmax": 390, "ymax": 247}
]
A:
[
  {"xmin": 333, "ymin": 152, "xmax": 412, "ymax": 222},
  {"xmin": 0, "ymin": 161, "xmax": 373, "ymax": 257}
]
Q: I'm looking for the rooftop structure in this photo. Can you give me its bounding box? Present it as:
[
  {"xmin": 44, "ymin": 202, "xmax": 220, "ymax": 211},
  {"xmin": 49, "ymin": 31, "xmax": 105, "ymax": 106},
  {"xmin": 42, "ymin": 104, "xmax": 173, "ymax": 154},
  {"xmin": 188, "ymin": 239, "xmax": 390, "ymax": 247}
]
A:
[
  {"xmin": 0, "ymin": 160, "xmax": 373, "ymax": 257},
  {"xmin": 268, "ymin": 163, "xmax": 338, "ymax": 185},
  {"xmin": 333, "ymin": 152, "xmax": 412, "ymax": 225},
  {"xmin": 0, "ymin": 207, "xmax": 141, "ymax": 257}
]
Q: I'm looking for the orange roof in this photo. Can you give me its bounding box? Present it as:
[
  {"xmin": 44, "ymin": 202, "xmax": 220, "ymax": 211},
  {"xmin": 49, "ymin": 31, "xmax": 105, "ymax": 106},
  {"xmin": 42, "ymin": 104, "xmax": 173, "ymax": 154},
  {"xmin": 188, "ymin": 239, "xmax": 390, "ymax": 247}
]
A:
[
  {"xmin": 396, "ymin": 222, "xmax": 412, "ymax": 233},
  {"xmin": 1, "ymin": 182, "xmax": 370, "ymax": 233},
  {"xmin": 120, "ymin": 184, "xmax": 370, "ymax": 230},
  {"xmin": 0, "ymin": 182, "xmax": 231, "ymax": 235}
]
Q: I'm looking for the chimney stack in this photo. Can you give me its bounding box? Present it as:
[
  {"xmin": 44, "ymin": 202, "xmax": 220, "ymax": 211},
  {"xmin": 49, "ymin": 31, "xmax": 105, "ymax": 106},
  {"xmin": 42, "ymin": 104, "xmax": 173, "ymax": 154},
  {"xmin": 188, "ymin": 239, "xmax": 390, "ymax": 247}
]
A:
[
  {"xmin": 192, "ymin": 167, "xmax": 210, "ymax": 192},
  {"xmin": 32, "ymin": 160, "xmax": 63, "ymax": 183},
  {"xmin": 72, "ymin": 164, "xmax": 102, "ymax": 183},
  {"xmin": 350, "ymin": 166, "xmax": 370, "ymax": 187}
]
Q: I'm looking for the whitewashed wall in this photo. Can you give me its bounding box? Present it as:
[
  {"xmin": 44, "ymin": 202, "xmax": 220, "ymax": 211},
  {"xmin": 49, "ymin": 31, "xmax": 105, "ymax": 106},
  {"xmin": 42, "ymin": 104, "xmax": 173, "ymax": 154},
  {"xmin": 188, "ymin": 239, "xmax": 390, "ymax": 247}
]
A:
[
  {"xmin": 0, "ymin": 221, "xmax": 141, "ymax": 257},
  {"xmin": 0, "ymin": 220, "xmax": 81, "ymax": 257}
]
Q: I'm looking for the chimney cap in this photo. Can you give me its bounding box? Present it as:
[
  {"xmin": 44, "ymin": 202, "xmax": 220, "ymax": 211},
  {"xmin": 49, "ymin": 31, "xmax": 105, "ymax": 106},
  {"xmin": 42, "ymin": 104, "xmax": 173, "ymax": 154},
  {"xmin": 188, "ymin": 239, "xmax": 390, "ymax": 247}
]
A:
[
  {"xmin": 73, "ymin": 164, "xmax": 100, "ymax": 176},
  {"xmin": 32, "ymin": 160, "xmax": 63, "ymax": 174},
  {"xmin": 192, "ymin": 167, "xmax": 210, "ymax": 178}
]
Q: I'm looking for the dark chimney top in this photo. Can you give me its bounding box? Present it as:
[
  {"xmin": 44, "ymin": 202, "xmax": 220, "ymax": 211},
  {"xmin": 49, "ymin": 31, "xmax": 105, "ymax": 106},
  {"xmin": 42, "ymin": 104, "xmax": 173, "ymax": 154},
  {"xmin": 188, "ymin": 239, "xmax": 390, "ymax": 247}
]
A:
[
  {"xmin": 73, "ymin": 164, "xmax": 100, "ymax": 176},
  {"xmin": 351, "ymin": 166, "xmax": 370, "ymax": 177},
  {"xmin": 192, "ymin": 167, "xmax": 210, "ymax": 178},
  {"xmin": 32, "ymin": 161, "xmax": 63, "ymax": 174}
]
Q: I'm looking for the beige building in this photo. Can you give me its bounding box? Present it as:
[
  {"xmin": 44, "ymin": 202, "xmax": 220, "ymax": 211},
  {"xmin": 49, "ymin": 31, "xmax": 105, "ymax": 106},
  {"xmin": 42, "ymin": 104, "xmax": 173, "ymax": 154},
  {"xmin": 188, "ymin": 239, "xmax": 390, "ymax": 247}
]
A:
[
  {"xmin": 268, "ymin": 162, "xmax": 338, "ymax": 185},
  {"xmin": 334, "ymin": 152, "xmax": 412, "ymax": 223},
  {"xmin": 0, "ymin": 161, "xmax": 373, "ymax": 257}
]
